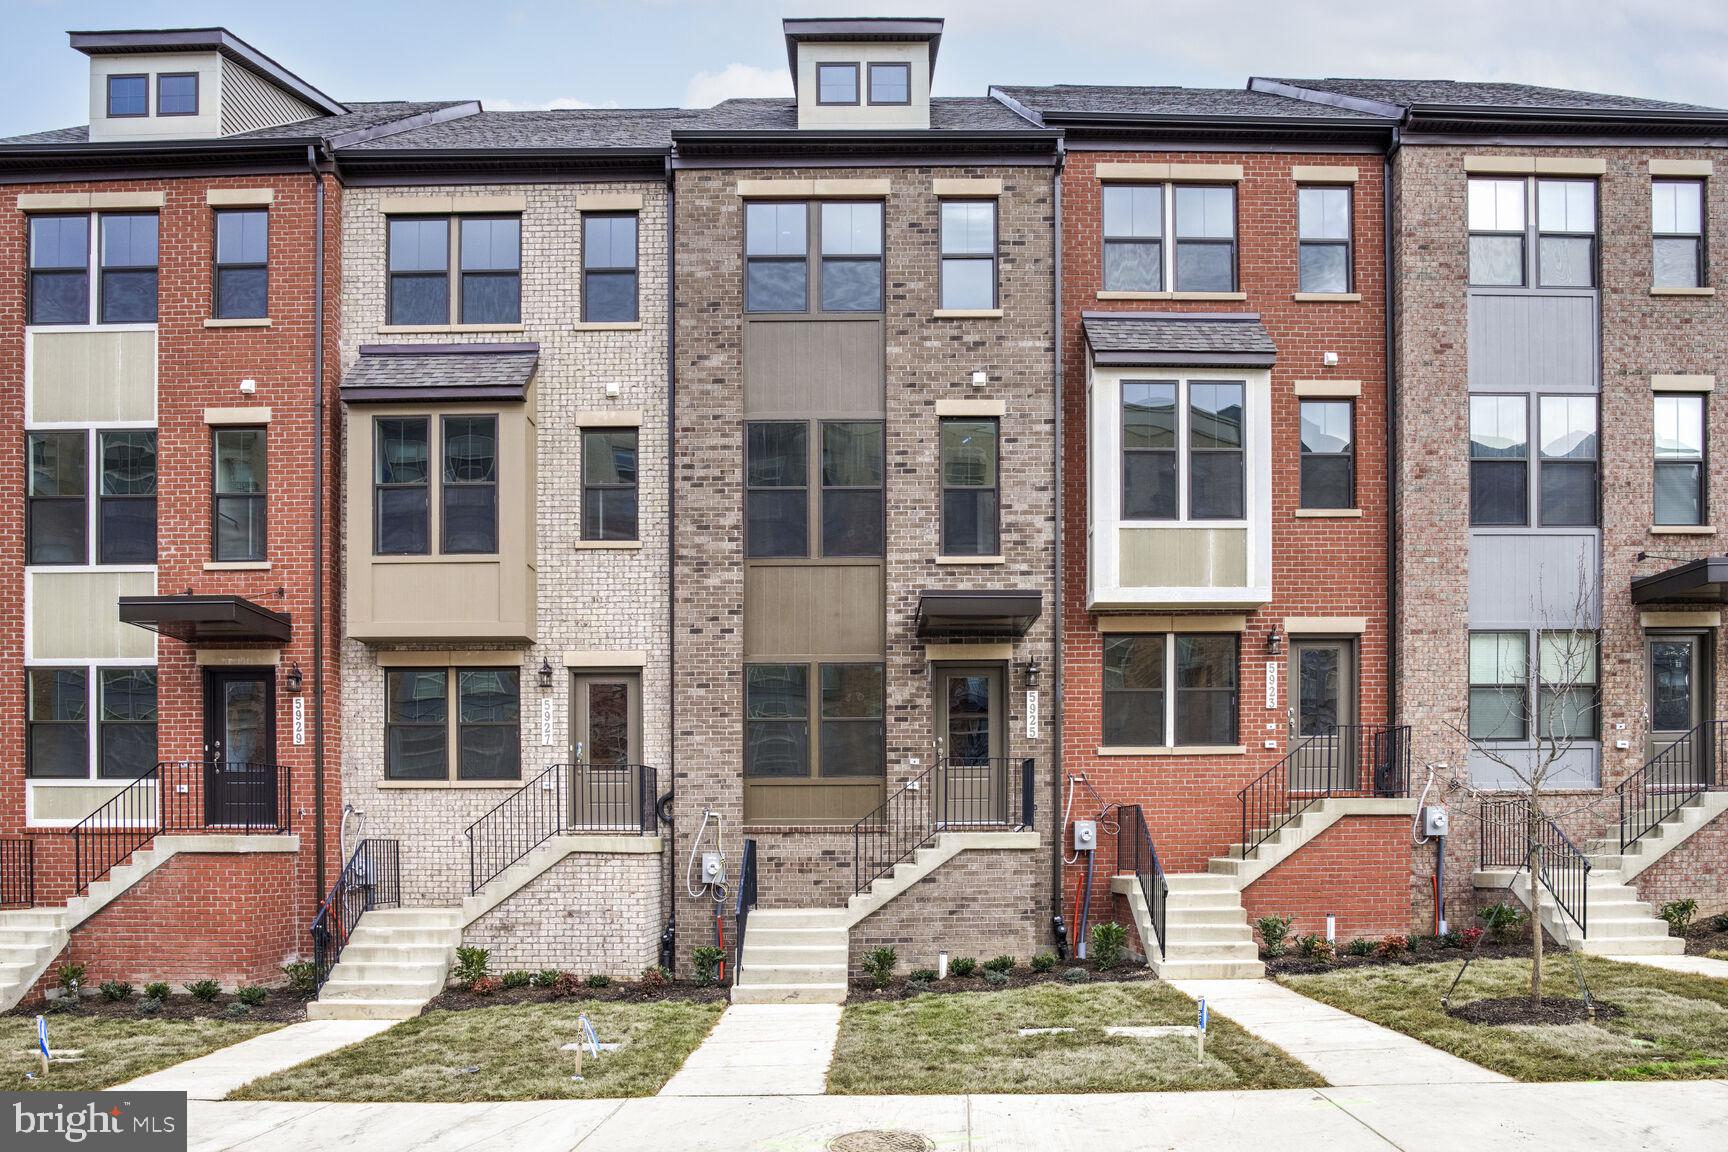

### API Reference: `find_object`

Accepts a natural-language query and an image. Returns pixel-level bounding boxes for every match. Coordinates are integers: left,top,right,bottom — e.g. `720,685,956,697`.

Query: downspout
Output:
308,143,328,901
662,152,678,962
1049,140,1067,944
1382,134,1399,735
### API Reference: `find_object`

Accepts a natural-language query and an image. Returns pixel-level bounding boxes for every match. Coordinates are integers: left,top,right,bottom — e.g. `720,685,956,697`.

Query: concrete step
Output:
338,944,453,966
306,998,427,1021
1579,935,1687,957
1154,958,1266,980
319,978,446,1000
730,982,848,1005
355,908,462,928
740,944,848,966
0,944,56,964
736,963,847,986
346,927,457,947
0,961,39,983
748,909,847,929
740,926,848,949
1162,939,1259,961
1585,916,1674,939
1163,873,1237,894
0,910,68,930
1165,906,1249,927
324,962,449,984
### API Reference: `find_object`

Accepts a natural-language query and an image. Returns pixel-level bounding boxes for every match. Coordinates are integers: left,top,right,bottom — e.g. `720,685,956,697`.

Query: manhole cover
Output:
828,1132,935,1152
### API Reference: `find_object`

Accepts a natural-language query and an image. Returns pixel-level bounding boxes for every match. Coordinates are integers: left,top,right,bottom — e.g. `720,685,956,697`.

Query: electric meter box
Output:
1422,805,1449,838
1072,820,1097,852
701,851,726,885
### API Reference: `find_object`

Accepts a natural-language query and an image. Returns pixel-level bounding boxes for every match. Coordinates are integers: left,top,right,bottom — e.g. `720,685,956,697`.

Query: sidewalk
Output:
175,1080,1728,1151
1168,978,1509,1087
658,1004,841,1097
115,1019,395,1100
1606,952,1728,980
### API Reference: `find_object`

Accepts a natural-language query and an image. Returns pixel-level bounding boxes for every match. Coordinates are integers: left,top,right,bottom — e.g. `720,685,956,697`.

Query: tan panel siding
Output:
743,320,884,416
31,571,156,660
743,563,885,656
219,57,318,136
30,782,144,822
1118,527,1248,589
29,330,156,424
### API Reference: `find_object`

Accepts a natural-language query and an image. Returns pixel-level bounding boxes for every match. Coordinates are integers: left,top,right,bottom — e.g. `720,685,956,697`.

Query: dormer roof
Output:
69,27,346,117
781,17,943,92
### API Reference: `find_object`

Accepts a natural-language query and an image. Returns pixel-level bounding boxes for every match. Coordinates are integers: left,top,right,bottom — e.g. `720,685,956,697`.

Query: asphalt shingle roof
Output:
686,97,1044,133
1083,313,1277,366
0,101,470,148
1266,78,1726,115
341,344,539,403
995,85,1386,121
345,107,698,151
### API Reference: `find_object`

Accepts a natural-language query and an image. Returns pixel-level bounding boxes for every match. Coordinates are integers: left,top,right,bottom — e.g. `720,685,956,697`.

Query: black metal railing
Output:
852,757,1034,896
0,838,35,908
1115,805,1167,960
1479,798,1590,937
310,839,401,991
466,762,659,894
71,759,293,894
1618,720,1727,853
1239,725,1411,858
733,838,758,986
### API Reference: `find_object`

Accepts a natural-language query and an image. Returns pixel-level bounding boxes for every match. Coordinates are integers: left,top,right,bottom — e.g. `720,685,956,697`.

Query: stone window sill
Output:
203,561,272,571
1294,508,1363,518
573,321,644,331
935,554,1004,565
1292,292,1362,303
204,317,272,328
1651,524,1715,535
377,324,527,334
573,540,643,550
1096,744,1247,757
1650,286,1715,297
1096,291,1249,302
932,308,1003,319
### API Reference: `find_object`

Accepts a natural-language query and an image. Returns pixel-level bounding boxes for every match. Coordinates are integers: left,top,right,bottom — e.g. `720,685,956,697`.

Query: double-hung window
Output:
441,416,497,554
581,428,639,541
1652,180,1705,288
26,432,88,565
819,203,884,311
29,213,158,326
1468,396,1529,526
1654,393,1706,525
1298,186,1352,293
745,421,808,557
214,209,269,319
745,420,883,558
387,218,449,325
1468,632,1528,741
1187,383,1246,519
819,664,885,776
744,662,885,779
1468,630,1599,744
99,214,159,324
940,418,999,556
1102,186,1162,292
745,202,810,312
820,422,884,556
1537,396,1598,527
1468,178,1527,286
459,669,520,780
939,201,997,309
383,667,520,782
1122,379,1244,522
388,215,521,326
1469,177,1598,288
1122,383,1178,519
374,417,431,554
385,669,448,780
1298,400,1354,509
1537,631,1599,740
1173,186,1236,292
99,669,159,777
1102,633,1238,748
373,416,499,556
213,427,267,561
99,431,158,564
744,664,808,777
582,213,639,322
26,666,157,780
28,216,90,325
746,201,884,314
27,430,157,566
458,217,521,325
1536,180,1596,288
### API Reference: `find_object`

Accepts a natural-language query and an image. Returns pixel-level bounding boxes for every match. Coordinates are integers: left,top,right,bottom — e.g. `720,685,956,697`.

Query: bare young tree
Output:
1444,558,1599,1004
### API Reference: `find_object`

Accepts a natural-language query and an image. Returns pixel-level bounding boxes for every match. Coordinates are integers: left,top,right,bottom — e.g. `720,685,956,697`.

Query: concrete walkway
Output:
1169,978,1509,1087
656,1004,841,1097
1607,952,1728,980
115,1019,396,1099
173,1080,1728,1151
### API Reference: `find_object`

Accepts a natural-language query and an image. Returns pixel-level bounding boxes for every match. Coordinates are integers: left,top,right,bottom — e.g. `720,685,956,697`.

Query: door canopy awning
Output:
118,595,293,644
1631,557,1728,605
916,589,1042,639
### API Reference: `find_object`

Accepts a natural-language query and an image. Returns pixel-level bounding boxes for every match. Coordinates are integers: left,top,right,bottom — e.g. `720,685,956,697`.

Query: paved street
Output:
178,1080,1728,1151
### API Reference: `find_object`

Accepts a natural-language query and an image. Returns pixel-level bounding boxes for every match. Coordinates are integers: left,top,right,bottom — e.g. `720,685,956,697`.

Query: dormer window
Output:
157,73,199,117
868,63,910,105
817,63,859,106
106,74,147,118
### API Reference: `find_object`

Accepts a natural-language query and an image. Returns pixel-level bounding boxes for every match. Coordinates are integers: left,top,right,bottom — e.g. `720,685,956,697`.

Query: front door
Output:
571,673,641,829
1647,633,1707,777
202,668,277,827
933,664,1006,826
1289,639,1355,791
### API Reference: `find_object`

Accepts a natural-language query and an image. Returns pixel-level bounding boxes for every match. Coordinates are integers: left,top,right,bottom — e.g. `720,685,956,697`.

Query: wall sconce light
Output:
1266,626,1282,655
1024,657,1042,689
538,657,554,690
240,377,257,394
970,369,988,388
284,662,304,694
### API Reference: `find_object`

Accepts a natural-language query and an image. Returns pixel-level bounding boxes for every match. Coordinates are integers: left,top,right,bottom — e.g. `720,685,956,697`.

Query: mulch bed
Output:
10,989,312,1024
1445,996,1624,1026
1265,933,1537,977
427,980,730,1012
846,962,1154,1002
1682,918,1728,957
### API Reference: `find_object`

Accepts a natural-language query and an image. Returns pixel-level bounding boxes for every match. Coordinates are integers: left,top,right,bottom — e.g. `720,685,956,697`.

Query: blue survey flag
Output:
38,1015,49,1058
1197,997,1208,1032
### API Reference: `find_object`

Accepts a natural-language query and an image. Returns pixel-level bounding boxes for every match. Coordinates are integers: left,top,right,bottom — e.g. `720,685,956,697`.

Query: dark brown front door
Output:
571,673,641,829
202,668,276,826
933,663,1006,825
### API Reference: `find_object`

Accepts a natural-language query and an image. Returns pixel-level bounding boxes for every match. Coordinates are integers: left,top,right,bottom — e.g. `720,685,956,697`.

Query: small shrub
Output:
453,946,491,987
1377,934,1408,958
236,984,268,1007
468,975,502,997
99,980,133,1002
863,946,898,989
1253,914,1296,958
1710,949,1728,962
982,955,1016,974
550,971,584,998
638,965,670,989
1711,913,1728,933
1461,926,1485,950
1345,937,1376,957
1478,902,1526,941
280,962,316,996
57,961,87,995
1030,952,1057,973
949,956,978,978
501,971,532,989
1294,934,1323,958
225,1002,252,1020
1062,966,1090,984
586,974,612,989
1659,898,1699,937
135,997,161,1016
692,946,725,987
908,968,938,984
1089,921,1129,971
907,977,931,994
532,969,563,988
1303,937,1336,963
1439,929,1464,949
983,969,1009,986
44,996,79,1015
185,979,221,1002
143,981,171,1001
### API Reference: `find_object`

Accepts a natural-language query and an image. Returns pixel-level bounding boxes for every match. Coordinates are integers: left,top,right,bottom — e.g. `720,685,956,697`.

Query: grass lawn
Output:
1281,956,1728,1082
230,999,724,1102
828,980,1322,1094
3,1014,279,1092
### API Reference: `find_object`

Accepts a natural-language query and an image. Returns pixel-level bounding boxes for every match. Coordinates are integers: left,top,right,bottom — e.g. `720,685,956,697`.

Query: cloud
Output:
684,62,790,108
485,96,613,111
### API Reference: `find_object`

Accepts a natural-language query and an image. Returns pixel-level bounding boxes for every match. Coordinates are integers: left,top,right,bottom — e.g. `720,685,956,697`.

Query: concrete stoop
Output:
731,830,1039,1005
1114,796,1418,981
1585,791,1728,883
0,833,300,1014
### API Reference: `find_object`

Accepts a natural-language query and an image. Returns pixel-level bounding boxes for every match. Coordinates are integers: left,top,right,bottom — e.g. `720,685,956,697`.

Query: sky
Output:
3,0,1728,137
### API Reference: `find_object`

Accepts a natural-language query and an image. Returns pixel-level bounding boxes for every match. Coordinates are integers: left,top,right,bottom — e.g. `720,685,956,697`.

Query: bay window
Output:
1121,378,1244,521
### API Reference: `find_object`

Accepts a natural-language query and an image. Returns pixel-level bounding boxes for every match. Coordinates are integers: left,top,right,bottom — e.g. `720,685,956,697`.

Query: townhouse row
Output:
0,17,1722,1012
